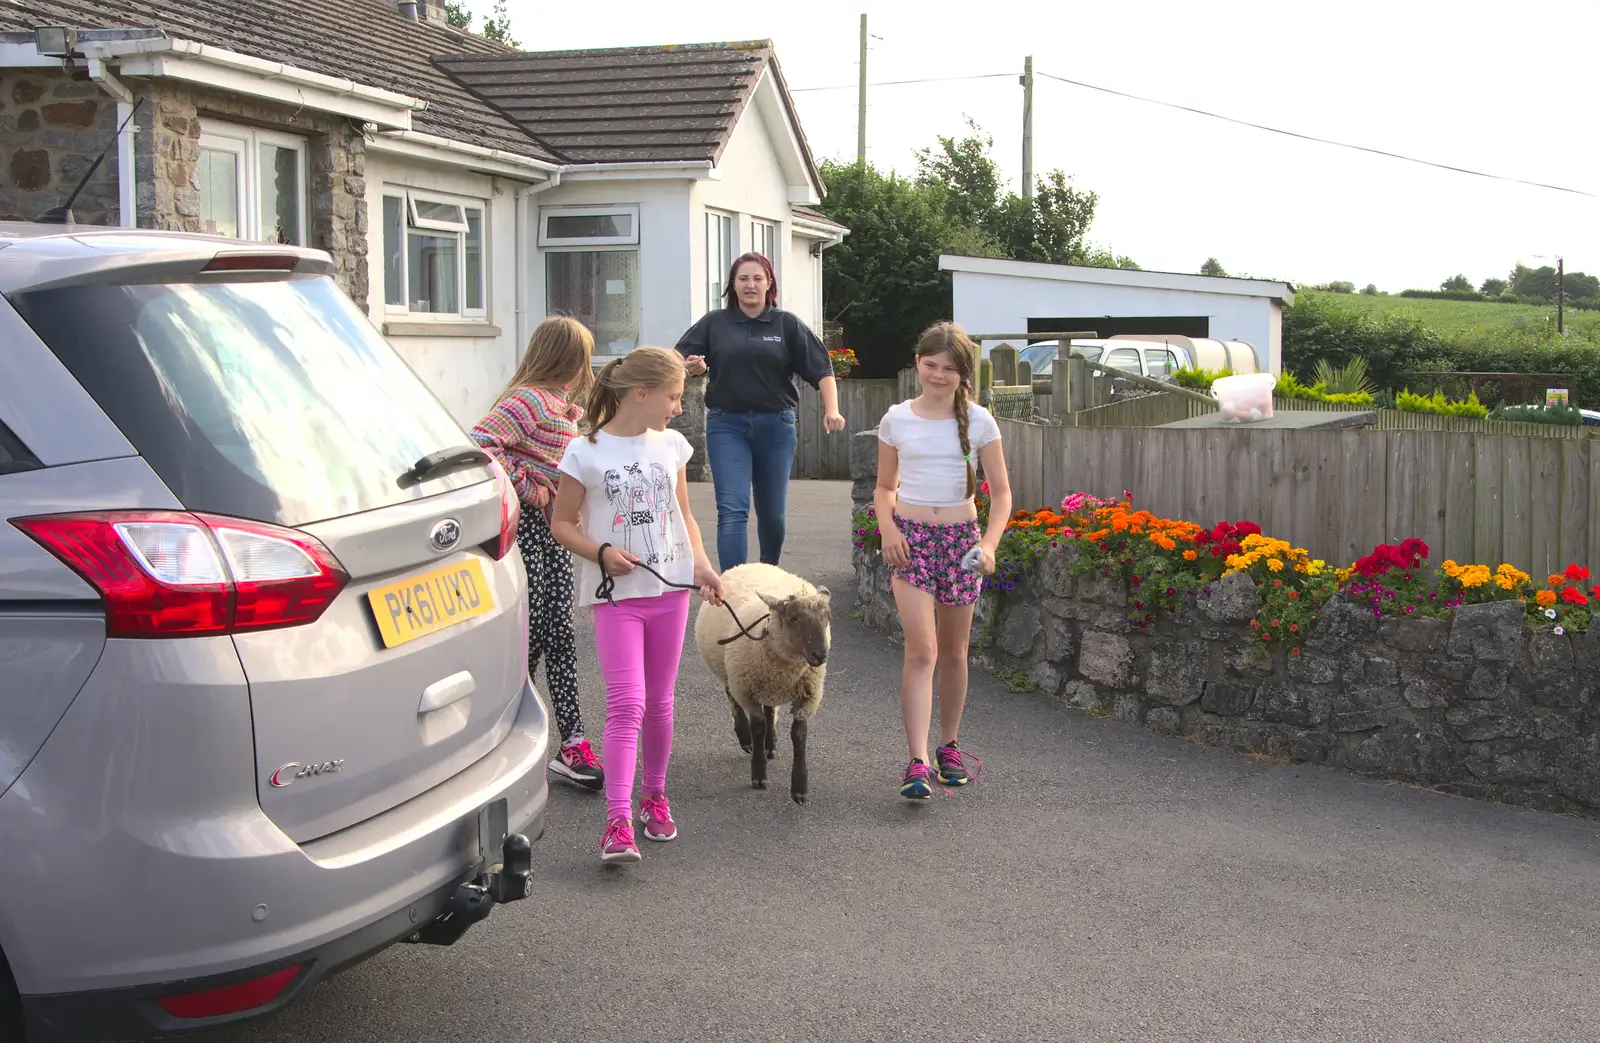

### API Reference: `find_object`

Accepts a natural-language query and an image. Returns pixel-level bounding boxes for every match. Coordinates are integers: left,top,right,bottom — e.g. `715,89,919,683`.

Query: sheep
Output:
694,562,831,804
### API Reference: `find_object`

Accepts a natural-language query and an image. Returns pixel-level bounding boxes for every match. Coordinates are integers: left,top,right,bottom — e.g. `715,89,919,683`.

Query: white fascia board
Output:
938,253,1292,301
749,69,822,202
88,38,423,129
0,42,65,67
370,130,559,180
559,161,716,182
792,216,847,242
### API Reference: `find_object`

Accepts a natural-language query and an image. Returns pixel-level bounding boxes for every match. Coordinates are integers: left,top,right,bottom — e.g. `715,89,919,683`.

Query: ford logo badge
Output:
429,519,462,552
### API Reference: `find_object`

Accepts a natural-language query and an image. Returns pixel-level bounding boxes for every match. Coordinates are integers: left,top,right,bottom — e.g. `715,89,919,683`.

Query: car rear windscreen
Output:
10,275,477,525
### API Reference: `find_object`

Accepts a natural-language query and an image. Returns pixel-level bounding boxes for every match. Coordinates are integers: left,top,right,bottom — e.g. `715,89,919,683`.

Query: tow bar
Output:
407,801,533,947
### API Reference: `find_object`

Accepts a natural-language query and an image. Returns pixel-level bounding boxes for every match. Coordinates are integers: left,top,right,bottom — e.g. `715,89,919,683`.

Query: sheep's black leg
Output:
764,705,777,760
790,716,809,804
729,690,752,754
748,709,768,790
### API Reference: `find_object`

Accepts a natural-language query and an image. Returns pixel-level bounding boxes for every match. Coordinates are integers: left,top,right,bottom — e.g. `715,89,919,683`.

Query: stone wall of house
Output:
849,428,1600,820
134,81,369,308
670,374,711,482
0,67,121,224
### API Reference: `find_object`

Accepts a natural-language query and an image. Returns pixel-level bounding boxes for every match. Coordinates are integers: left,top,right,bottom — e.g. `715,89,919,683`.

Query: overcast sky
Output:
505,0,1596,291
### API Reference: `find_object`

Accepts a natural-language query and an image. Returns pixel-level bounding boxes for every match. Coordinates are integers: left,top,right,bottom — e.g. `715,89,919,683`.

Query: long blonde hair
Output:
498,315,595,403
914,321,980,500
583,346,687,442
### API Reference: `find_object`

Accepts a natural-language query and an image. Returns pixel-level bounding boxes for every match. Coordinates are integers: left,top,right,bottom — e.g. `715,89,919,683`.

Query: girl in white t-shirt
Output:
874,322,1013,800
551,347,724,865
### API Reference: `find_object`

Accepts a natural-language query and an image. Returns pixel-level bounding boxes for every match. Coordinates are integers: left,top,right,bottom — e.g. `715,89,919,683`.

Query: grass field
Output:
1302,291,1600,342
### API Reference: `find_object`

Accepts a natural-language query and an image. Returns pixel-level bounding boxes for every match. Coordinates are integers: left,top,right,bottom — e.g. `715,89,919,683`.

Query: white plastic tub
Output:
1213,373,1277,423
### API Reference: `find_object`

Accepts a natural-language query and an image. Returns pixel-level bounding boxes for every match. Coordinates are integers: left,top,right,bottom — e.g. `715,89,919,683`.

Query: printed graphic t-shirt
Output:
558,428,696,607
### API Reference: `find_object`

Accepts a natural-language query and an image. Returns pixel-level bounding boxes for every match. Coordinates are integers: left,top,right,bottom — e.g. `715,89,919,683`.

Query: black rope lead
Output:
594,543,769,645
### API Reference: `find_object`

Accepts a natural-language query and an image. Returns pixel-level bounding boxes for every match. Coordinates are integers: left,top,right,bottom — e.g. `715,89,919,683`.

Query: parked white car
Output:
1017,335,1263,382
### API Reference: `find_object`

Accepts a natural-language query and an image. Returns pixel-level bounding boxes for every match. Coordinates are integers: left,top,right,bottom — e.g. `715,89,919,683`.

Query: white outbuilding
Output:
940,254,1294,375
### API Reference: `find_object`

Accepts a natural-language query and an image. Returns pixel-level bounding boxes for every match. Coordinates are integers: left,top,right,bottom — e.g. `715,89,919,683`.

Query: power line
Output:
1034,70,1597,199
791,72,1015,93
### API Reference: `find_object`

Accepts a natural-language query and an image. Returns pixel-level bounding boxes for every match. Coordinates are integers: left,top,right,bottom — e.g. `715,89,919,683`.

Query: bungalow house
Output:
0,0,848,463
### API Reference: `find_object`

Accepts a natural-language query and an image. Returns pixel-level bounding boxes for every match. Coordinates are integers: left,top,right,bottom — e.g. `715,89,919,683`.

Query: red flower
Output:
1291,647,1302,655
980,480,991,496
1561,586,1589,607
1565,563,1591,583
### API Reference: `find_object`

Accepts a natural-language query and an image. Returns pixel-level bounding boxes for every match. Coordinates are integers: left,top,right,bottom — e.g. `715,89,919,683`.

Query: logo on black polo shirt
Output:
762,335,783,343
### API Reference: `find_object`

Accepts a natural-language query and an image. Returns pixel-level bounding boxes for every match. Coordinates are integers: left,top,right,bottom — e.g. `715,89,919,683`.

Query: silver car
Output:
0,225,547,1041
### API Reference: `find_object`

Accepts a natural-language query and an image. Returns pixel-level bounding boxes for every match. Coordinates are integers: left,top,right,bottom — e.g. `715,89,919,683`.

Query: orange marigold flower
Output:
1548,574,1566,589
1183,549,1198,561
1535,589,1558,607
1289,623,1298,632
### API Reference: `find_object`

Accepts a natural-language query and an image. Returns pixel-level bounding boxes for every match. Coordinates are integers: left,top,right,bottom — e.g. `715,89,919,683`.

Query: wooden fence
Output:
792,379,899,479
997,418,1600,575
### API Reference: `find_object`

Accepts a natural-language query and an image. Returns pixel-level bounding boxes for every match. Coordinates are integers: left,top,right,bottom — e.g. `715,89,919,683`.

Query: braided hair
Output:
913,321,981,500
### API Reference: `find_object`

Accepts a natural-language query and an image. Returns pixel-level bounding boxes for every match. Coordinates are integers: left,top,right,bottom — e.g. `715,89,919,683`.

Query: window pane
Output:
547,251,637,356
546,213,632,240
197,148,239,239
413,198,464,226
464,209,483,311
258,143,301,245
12,277,474,526
408,232,459,314
1107,348,1141,371
382,196,405,307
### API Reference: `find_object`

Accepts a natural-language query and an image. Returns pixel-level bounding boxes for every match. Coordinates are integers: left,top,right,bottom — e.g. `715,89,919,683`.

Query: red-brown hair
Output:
722,252,778,309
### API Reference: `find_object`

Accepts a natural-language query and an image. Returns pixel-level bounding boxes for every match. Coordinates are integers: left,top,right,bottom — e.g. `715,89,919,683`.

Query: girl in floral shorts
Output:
873,322,1013,800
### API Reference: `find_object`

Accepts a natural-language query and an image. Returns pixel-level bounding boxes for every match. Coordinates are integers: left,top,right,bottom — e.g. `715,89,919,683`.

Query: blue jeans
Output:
704,407,798,569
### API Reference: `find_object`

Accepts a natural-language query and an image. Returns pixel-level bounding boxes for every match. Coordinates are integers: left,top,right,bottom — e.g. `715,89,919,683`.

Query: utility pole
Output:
856,14,867,167
1558,256,1565,334
1020,55,1034,197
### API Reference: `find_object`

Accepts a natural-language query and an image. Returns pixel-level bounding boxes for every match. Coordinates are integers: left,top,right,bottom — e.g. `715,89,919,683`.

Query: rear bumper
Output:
20,871,463,1043
0,655,549,1030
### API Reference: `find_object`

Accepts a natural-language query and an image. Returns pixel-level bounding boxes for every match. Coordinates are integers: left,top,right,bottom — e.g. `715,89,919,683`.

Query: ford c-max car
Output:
0,225,548,1042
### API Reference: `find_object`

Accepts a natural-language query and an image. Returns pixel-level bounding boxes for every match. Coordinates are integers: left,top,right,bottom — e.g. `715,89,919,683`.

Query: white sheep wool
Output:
558,428,696,607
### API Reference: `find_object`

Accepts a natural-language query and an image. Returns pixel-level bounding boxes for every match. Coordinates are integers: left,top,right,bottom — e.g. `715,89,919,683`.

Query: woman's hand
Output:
824,410,846,433
880,523,910,569
599,545,640,578
693,556,724,605
684,355,708,376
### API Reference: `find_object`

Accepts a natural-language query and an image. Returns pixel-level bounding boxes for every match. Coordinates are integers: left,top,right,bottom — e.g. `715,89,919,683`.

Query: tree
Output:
1199,257,1228,277
443,0,518,47
1361,284,1379,295
1441,274,1473,293
1480,277,1507,296
1510,264,1559,300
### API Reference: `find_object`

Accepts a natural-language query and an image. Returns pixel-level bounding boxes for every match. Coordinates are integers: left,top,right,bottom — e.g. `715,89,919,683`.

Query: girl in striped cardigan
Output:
472,316,604,791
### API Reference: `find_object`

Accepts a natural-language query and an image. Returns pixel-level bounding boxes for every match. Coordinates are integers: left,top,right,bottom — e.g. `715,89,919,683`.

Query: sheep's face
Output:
758,586,832,668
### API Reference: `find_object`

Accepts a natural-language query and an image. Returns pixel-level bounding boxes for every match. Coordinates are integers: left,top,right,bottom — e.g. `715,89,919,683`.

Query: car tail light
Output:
487,459,521,561
11,511,348,638
156,964,305,1019
202,252,300,273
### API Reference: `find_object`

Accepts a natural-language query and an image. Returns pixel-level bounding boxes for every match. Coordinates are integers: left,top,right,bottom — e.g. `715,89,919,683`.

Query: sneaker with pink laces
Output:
600,816,640,864
638,794,678,842
550,737,604,791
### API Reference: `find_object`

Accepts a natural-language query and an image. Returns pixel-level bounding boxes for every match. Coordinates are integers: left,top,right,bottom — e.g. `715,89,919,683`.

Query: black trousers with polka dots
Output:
516,509,584,745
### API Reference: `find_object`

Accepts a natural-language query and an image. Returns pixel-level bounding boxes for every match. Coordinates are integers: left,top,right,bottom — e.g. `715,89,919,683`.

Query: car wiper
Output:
398,445,491,488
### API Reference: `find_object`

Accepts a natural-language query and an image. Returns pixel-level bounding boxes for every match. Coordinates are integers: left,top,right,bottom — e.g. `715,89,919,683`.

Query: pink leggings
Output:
591,590,691,822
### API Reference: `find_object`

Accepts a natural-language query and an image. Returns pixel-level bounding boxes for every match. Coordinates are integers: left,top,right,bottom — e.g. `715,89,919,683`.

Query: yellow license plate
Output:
368,559,495,649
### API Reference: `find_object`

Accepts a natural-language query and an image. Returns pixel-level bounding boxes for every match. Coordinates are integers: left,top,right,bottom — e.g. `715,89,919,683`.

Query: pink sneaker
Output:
550,738,604,791
601,816,640,864
639,794,678,842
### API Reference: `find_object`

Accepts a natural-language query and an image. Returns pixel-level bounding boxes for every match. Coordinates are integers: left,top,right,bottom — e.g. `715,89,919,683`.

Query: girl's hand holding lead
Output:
693,557,724,605
600,545,639,578
975,542,998,576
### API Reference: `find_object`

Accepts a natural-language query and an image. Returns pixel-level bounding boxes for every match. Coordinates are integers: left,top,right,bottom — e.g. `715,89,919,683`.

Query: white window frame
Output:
750,217,780,288
538,205,640,248
196,121,308,245
706,209,735,312
382,186,488,320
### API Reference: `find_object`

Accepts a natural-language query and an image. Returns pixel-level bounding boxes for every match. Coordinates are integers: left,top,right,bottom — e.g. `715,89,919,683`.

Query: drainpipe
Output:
82,51,137,228
513,171,562,356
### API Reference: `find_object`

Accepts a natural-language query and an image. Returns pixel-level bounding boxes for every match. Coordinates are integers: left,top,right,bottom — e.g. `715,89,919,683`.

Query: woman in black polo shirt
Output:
676,251,844,570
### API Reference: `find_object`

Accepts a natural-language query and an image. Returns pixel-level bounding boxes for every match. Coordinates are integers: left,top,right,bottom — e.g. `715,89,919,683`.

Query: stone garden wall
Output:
855,549,1600,817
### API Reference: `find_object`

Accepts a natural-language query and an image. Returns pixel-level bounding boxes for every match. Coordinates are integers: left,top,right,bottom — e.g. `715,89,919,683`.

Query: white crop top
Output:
877,400,1002,507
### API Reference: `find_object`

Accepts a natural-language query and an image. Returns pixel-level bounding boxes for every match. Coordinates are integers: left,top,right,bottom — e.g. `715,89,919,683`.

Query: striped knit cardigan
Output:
470,386,583,512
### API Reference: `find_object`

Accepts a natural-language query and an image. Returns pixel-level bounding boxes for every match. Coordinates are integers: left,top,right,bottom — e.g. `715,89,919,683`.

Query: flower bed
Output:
851,485,1600,819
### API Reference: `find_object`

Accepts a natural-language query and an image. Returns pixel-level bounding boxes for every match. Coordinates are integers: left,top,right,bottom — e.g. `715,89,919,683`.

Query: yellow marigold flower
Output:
1266,558,1285,572
1442,559,1457,570
1334,567,1352,583
1535,589,1558,607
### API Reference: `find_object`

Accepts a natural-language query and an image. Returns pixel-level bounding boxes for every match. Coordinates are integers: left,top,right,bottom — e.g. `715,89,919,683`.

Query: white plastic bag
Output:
1213,373,1277,423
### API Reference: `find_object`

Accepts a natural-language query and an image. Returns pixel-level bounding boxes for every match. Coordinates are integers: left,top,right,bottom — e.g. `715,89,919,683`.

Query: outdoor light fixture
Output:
33,26,77,57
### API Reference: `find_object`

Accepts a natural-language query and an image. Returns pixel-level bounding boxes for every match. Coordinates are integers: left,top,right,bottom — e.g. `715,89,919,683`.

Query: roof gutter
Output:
791,214,847,243
558,160,716,182
83,38,424,130
369,129,560,179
